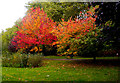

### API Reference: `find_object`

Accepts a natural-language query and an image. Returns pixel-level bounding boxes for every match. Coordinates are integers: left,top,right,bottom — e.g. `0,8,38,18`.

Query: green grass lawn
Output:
44,55,119,59
2,59,119,81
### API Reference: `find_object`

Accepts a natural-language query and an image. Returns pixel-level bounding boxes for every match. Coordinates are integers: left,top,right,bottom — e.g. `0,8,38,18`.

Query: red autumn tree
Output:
12,7,57,53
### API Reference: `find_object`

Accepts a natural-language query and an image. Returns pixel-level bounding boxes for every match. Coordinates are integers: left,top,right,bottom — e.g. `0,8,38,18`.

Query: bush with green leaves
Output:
2,52,43,68
1,19,22,57
27,54,42,67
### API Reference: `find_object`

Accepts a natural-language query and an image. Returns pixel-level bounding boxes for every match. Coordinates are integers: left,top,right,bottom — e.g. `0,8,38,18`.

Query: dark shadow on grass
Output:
67,59,120,67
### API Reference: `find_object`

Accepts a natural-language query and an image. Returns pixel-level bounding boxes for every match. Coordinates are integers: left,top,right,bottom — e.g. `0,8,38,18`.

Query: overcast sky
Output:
0,0,33,33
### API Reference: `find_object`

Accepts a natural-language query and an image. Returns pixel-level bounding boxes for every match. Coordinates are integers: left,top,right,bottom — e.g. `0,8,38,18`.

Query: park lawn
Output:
44,56,119,59
2,59,119,81
44,55,93,59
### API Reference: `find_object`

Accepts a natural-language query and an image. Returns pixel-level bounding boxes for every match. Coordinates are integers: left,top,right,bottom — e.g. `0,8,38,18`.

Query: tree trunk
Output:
93,56,96,63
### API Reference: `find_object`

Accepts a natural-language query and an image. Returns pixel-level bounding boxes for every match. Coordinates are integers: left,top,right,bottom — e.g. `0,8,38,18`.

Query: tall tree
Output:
52,6,101,60
0,21,19,56
26,2,88,22
12,7,57,53
90,2,120,52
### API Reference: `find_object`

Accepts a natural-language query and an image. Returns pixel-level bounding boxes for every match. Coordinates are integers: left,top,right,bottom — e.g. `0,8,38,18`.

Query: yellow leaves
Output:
28,31,32,34
39,47,42,51
57,45,60,47
63,52,67,55
52,42,56,46
67,56,70,58
67,49,70,52
50,30,55,34
61,46,64,49
30,46,42,52
61,18,64,22
59,41,62,44
73,52,77,55
55,41,59,44
34,47,38,52
95,5,99,9
30,49,33,52
69,52,72,55
30,46,38,52
18,49,23,52
13,55,16,59
30,7,34,10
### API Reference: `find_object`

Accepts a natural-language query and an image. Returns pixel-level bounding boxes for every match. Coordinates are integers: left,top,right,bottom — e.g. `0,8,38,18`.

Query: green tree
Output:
26,2,88,22
90,2,120,55
0,19,21,56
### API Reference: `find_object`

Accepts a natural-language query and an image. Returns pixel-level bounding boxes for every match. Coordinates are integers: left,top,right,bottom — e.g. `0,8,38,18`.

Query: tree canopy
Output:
90,2,120,52
26,2,88,21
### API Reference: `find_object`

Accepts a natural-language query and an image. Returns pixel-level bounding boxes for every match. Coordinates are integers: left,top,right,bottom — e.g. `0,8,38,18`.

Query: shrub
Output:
2,57,12,67
2,52,24,67
27,54,43,67
2,52,43,68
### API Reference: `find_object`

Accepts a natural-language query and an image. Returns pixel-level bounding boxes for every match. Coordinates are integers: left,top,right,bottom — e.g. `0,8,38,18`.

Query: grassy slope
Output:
2,59,119,81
